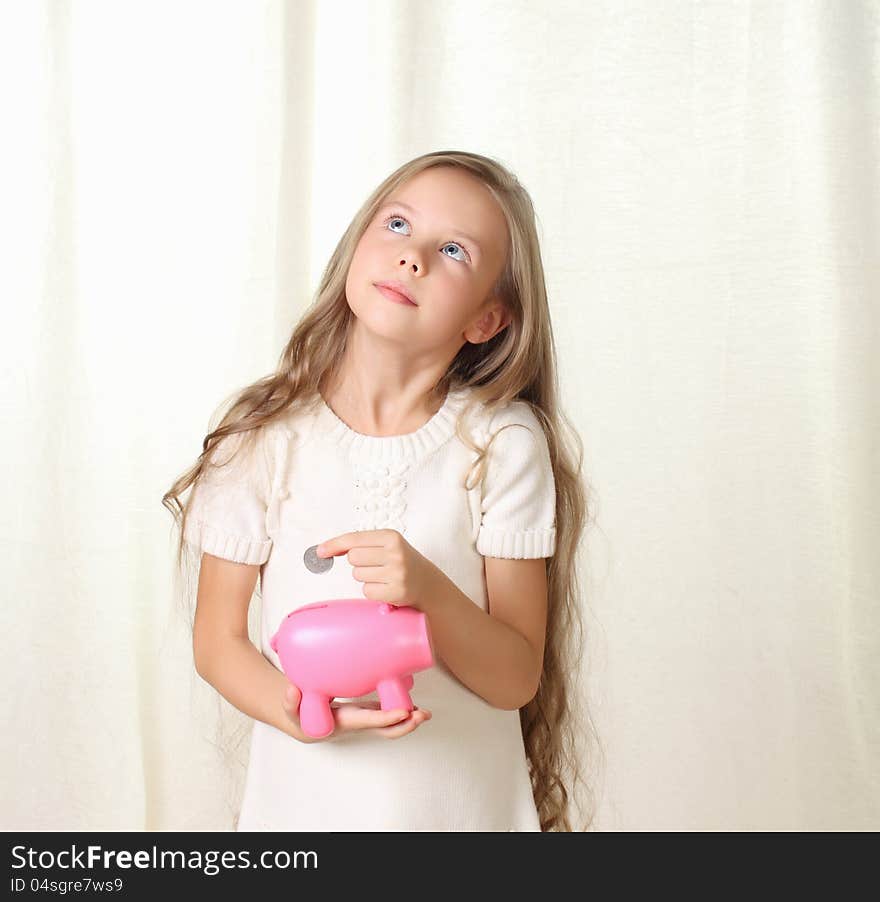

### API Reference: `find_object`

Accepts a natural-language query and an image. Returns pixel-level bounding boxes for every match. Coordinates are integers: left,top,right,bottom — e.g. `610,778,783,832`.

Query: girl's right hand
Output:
282,683,432,742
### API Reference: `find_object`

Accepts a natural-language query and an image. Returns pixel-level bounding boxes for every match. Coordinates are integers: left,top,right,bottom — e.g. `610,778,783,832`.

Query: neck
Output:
321,323,455,435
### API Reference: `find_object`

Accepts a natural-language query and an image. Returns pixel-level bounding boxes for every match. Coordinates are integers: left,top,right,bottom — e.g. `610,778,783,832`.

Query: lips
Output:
374,281,417,306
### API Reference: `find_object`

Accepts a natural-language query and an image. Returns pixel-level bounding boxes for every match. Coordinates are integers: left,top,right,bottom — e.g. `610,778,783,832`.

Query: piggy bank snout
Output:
389,608,433,671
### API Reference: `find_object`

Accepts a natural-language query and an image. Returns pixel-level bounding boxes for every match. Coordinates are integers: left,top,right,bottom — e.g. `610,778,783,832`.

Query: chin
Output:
348,301,411,339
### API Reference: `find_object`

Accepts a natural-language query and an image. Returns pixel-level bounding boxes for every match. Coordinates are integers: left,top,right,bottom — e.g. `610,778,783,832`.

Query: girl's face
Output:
345,167,510,350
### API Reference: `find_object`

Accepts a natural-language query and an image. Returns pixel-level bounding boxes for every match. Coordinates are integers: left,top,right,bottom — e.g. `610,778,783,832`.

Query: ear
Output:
463,299,511,345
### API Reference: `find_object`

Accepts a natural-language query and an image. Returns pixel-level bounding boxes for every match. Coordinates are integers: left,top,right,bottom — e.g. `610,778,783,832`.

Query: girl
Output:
163,150,598,831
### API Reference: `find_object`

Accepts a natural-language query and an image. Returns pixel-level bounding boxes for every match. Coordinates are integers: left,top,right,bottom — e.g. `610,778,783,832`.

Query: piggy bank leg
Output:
298,690,335,738
376,676,414,713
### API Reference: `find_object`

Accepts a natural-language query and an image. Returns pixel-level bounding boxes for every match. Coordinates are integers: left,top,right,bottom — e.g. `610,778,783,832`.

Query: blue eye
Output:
383,212,471,263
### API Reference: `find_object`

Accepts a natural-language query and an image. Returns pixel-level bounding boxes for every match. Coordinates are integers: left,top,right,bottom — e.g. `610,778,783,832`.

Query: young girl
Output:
164,150,597,832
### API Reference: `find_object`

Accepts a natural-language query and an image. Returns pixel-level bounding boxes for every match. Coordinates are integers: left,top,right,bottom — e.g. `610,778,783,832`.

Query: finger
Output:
351,565,390,586
315,535,351,558
376,709,431,731
347,548,387,567
367,706,431,723
335,705,410,732
370,707,431,721
282,684,301,713
374,710,432,739
317,531,388,559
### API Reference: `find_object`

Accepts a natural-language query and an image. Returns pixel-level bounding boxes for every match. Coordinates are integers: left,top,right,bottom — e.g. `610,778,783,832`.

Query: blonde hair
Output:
163,149,603,831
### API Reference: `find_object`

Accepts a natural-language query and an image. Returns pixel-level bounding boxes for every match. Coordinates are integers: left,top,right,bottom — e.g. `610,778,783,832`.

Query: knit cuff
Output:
476,526,556,559
184,518,273,565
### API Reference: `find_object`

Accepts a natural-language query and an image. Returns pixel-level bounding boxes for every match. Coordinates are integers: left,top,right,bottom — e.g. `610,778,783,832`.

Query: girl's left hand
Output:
315,529,442,612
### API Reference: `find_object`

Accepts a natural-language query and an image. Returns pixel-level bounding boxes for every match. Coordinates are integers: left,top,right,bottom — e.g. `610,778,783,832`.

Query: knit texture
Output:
183,385,556,831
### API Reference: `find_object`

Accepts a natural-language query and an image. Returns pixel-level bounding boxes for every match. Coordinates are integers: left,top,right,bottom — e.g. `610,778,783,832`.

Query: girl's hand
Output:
282,683,432,742
315,529,442,613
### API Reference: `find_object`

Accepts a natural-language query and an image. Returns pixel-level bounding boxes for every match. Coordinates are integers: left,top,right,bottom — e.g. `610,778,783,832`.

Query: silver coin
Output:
303,544,333,573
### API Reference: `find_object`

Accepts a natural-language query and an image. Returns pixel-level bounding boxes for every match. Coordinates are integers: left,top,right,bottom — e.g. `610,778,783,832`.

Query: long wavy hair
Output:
163,150,603,831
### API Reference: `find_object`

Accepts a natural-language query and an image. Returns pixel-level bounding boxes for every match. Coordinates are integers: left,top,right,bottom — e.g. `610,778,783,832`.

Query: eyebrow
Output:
378,200,483,253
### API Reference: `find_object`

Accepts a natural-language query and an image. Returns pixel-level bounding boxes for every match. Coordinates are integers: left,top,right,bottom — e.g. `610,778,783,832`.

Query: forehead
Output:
377,169,507,260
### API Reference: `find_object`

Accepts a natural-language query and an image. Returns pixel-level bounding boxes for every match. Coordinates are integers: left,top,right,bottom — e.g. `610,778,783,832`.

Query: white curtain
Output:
1,0,877,831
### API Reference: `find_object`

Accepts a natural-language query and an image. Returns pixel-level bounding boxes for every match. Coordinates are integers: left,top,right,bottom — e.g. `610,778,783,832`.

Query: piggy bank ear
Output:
379,603,394,614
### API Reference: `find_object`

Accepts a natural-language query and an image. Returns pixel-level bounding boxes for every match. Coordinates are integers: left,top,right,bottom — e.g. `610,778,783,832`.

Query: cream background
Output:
0,0,877,830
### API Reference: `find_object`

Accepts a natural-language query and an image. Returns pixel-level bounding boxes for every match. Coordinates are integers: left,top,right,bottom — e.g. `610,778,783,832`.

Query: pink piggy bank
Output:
269,599,434,739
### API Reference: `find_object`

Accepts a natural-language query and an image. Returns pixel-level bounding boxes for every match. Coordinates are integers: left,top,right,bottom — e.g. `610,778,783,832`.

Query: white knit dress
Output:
184,385,557,831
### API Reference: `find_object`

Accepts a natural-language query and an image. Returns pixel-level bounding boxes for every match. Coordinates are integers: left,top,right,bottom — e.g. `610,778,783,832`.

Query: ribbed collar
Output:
313,386,471,463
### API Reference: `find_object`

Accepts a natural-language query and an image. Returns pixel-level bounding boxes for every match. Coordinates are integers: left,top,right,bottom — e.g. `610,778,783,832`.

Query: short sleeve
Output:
476,402,557,559
183,426,274,565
